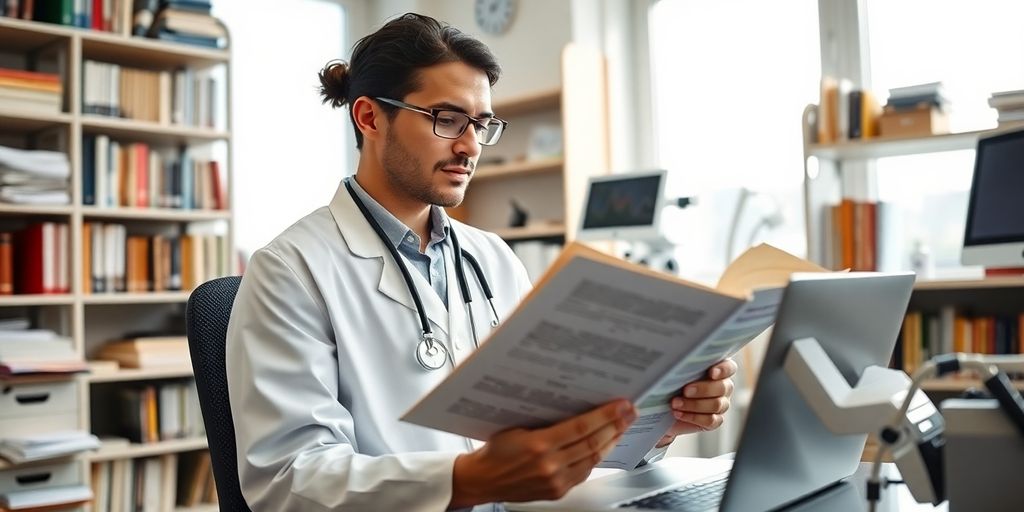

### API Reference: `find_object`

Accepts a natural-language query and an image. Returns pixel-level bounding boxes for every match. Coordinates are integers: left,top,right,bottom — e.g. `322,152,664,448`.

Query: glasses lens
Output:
434,111,469,139
479,120,504,145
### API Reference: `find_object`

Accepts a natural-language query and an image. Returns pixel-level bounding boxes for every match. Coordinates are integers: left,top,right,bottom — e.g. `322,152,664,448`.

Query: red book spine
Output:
15,224,45,294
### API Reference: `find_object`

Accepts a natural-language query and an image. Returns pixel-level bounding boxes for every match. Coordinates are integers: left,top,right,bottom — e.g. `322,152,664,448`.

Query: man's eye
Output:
436,117,456,126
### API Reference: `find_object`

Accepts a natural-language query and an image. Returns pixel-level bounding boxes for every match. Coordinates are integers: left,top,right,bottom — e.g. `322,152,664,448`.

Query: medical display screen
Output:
964,130,1024,245
582,175,661,230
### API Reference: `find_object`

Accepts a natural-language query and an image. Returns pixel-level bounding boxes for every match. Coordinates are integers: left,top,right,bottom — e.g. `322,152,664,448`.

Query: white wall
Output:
364,0,571,100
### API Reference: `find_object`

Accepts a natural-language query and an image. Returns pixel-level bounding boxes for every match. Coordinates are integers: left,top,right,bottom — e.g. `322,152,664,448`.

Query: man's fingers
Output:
680,378,734,400
708,359,738,380
540,400,634,448
672,396,730,415
672,412,725,431
558,419,626,467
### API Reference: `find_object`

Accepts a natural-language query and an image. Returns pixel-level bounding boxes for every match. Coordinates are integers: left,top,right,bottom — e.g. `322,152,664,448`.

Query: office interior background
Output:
2,0,1023,510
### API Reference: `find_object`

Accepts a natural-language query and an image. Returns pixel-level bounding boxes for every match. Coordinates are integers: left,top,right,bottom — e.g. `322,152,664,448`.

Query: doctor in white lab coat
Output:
226,13,736,512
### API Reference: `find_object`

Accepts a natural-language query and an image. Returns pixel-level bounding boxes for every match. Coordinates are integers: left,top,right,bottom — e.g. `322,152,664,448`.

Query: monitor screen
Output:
964,130,1024,246
581,175,662,230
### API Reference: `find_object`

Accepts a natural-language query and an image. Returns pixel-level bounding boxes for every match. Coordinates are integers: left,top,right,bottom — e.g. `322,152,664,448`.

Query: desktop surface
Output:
506,460,946,511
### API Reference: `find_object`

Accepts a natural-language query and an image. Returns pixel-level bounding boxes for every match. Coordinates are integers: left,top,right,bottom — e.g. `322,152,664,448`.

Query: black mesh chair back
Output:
186,276,251,512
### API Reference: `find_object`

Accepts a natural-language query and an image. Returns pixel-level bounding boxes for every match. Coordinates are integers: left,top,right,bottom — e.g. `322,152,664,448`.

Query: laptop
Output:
509,271,915,512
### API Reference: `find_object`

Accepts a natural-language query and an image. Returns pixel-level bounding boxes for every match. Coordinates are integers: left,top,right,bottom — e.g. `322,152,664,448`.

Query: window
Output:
213,0,350,258
648,0,821,284
867,0,1024,273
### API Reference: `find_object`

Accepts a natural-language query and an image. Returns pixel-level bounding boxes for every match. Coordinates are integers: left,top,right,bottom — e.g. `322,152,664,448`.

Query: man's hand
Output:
656,359,738,448
449,400,637,508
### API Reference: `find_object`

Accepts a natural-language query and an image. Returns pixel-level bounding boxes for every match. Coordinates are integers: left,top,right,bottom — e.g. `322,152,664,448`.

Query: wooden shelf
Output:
87,366,193,383
493,224,566,241
0,204,73,216
0,17,228,68
81,116,229,145
808,122,1024,160
174,505,219,512
82,291,192,305
0,110,73,132
474,157,562,181
80,29,229,68
89,437,208,462
913,277,1024,291
0,16,69,52
81,206,231,222
493,87,560,117
921,378,1024,393
0,294,74,306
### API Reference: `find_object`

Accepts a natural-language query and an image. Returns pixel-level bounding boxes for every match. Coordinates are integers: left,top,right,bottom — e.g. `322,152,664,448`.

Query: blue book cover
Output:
180,149,192,210
82,135,95,205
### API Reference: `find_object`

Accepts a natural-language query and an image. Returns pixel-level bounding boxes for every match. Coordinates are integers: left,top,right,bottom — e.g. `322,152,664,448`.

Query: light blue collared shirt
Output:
346,177,449,307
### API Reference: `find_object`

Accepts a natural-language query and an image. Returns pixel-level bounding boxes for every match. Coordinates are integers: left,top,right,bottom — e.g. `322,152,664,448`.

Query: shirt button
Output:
406,235,415,243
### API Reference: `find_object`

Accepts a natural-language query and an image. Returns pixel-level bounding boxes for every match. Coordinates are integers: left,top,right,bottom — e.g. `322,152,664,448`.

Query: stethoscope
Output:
345,181,500,371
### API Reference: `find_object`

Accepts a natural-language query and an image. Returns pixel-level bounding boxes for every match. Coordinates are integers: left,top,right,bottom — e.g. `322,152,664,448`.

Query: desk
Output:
505,462,945,511
785,463,945,511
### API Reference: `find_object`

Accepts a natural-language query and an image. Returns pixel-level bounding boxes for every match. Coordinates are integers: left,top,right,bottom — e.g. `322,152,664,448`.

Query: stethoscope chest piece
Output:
416,333,450,371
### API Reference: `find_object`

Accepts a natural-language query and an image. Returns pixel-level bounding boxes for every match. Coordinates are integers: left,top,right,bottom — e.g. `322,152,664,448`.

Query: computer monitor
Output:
961,128,1024,268
576,170,667,242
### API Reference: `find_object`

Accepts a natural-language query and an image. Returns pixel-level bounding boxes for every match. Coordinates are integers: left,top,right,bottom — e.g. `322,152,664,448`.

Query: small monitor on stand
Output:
961,128,1024,272
576,170,667,242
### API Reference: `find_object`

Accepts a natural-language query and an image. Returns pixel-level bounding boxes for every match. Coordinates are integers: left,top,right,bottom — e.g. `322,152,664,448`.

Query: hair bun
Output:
318,60,351,109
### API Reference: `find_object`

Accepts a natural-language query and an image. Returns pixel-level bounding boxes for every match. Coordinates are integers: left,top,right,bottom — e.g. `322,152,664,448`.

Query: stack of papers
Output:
0,484,92,511
0,322,86,378
0,431,100,464
0,145,70,205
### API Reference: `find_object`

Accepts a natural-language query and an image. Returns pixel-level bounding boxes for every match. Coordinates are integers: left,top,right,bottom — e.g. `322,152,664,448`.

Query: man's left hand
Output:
656,359,738,447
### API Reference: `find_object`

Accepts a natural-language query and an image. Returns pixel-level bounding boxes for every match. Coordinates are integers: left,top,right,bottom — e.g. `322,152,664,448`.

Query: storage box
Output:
879,106,950,138
0,381,78,420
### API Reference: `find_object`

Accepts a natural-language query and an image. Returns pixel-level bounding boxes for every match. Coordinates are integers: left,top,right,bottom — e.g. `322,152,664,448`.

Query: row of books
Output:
815,79,956,143
90,451,218,512
816,76,882,143
0,222,71,295
82,223,229,293
0,144,71,206
83,60,220,128
2,0,134,34
897,309,1024,375
821,199,902,272
1,0,222,49
108,381,204,443
83,136,226,210
0,67,62,115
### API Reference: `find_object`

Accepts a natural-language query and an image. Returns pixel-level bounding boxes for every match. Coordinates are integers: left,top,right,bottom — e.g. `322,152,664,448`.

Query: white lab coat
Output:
226,181,533,511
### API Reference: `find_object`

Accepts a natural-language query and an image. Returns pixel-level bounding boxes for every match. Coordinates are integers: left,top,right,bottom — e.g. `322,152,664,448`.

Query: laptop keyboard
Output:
619,473,729,511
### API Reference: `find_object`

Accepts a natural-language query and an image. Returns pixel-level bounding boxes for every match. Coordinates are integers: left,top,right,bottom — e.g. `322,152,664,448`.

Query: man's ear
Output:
352,96,384,143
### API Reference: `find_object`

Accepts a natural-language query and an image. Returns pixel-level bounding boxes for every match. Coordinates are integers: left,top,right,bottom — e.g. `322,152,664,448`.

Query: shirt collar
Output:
345,176,449,250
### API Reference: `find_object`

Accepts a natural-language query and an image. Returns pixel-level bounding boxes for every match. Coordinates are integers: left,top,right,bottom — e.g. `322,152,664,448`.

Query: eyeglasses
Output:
375,97,507,146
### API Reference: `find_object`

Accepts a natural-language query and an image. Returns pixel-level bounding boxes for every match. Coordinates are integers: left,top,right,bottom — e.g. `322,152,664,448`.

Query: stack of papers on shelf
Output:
0,325,86,379
988,89,1024,125
0,68,62,115
0,431,100,464
97,336,191,369
0,145,70,206
0,484,92,511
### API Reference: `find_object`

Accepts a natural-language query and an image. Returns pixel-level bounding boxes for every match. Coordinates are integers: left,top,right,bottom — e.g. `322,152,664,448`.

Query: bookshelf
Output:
1,10,230,511
802,107,1024,394
450,43,610,245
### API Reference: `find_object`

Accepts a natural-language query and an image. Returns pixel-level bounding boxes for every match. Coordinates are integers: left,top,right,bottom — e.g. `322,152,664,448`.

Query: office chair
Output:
186,276,252,512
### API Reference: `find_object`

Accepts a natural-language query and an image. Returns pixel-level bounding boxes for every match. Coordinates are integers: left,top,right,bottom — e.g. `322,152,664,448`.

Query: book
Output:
0,430,100,463
401,242,827,470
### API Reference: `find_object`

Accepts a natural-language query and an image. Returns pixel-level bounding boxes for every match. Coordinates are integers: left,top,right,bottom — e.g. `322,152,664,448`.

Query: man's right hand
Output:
448,400,637,508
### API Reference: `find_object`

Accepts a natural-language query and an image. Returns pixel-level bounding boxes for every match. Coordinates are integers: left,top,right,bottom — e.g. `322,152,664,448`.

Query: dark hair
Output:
318,13,502,150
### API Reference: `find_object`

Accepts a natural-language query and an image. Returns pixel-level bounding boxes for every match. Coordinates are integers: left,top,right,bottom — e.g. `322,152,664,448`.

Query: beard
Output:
381,129,471,208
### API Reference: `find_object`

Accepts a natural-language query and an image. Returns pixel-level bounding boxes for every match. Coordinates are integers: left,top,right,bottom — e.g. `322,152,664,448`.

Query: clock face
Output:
475,0,516,35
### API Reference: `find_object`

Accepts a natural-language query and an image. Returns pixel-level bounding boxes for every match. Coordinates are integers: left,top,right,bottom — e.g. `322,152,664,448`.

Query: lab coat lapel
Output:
327,181,449,336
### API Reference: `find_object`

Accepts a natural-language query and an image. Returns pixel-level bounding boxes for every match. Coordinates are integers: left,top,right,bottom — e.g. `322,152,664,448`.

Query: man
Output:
226,13,736,511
